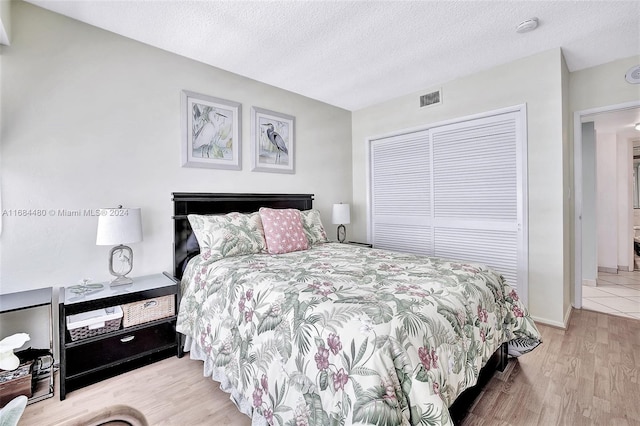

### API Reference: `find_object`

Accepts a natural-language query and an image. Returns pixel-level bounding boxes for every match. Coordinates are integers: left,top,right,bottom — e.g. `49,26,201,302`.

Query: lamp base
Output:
337,224,346,243
108,244,134,287
109,275,133,287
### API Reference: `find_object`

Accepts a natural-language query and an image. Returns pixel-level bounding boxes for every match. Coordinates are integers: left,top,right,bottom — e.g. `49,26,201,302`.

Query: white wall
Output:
570,56,640,112
593,132,634,273
596,132,618,271
581,122,597,283
352,48,567,326
616,136,633,271
0,2,352,298
561,55,571,321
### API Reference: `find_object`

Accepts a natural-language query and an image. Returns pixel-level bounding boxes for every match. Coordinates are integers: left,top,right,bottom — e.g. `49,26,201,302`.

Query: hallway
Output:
582,270,640,319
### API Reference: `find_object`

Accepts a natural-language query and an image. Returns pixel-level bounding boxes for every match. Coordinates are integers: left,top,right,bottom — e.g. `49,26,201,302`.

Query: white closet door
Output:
370,109,527,301
430,112,524,290
370,130,433,255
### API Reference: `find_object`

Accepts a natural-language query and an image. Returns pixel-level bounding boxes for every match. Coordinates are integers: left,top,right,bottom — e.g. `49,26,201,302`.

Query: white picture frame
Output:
251,106,295,174
181,90,242,170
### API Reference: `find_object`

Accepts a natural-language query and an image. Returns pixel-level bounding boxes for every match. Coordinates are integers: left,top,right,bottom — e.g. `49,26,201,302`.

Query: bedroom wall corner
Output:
570,55,640,112
561,52,573,324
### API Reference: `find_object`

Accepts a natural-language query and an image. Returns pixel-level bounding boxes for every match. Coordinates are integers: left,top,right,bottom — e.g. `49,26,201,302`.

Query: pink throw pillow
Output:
259,208,309,254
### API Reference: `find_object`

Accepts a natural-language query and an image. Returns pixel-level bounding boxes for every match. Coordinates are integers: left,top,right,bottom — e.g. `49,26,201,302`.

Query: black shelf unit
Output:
58,273,179,400
345,241,373,248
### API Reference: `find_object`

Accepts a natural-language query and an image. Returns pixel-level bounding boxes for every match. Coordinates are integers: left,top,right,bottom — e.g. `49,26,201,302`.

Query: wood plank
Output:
19,309,640,426
21,356,251,426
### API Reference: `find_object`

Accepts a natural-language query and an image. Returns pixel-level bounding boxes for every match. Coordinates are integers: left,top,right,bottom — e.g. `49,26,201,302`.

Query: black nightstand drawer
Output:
345,241,373,248
66,321,175,377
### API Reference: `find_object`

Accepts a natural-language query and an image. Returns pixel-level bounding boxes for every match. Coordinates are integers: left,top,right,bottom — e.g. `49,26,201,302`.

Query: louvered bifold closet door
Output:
370,130,433,255
430,112,522,289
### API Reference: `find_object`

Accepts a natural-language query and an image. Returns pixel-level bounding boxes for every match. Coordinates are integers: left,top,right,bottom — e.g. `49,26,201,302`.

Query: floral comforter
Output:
177,243,541,426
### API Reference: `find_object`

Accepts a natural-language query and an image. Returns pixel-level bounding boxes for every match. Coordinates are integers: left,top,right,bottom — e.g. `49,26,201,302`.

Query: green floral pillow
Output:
300,209,329,245
187,212,266,259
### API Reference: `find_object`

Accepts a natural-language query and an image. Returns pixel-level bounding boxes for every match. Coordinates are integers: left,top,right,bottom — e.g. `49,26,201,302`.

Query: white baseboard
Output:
564,307,572,328
530,314,567,330
598,266,618,274
582,279,596,287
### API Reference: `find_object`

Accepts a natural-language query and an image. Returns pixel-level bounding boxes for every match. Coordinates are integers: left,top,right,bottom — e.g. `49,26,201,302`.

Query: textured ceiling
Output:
24,1,640,111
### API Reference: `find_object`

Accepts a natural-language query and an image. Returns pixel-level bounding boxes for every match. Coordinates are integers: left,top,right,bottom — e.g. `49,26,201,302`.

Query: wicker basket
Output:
122,295,175,327
67,306,123,341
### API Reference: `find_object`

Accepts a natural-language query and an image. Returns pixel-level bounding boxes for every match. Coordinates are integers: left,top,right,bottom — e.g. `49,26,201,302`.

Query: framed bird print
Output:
251,106,295,174
181,90,242,170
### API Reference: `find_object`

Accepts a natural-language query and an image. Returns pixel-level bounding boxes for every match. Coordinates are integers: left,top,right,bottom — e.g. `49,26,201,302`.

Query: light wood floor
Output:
462,309,639,426
21,309,640,426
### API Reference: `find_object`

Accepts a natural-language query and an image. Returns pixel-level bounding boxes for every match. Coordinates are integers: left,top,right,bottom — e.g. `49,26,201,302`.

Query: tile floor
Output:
582,270,640,319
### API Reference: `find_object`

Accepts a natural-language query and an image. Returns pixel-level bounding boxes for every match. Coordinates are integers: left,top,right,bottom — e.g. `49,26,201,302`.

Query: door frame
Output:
573,100,640,308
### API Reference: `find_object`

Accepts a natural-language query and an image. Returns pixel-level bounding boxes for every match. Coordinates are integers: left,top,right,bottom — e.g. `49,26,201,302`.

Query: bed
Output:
172,192,541,425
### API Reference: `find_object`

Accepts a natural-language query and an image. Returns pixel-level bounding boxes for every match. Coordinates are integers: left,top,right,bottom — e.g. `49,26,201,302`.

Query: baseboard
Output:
618,265,631,272
563,306,573,328
582,279,597,287
531,307,574,330
530,315,567,330
597,266,618,274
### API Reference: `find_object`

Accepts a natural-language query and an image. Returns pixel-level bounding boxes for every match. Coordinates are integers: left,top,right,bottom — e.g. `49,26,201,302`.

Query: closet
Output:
370,108,528,302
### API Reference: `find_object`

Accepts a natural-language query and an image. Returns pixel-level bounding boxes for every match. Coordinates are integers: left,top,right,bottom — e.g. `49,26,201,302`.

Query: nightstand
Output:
344,241,373,248
58,273,179,400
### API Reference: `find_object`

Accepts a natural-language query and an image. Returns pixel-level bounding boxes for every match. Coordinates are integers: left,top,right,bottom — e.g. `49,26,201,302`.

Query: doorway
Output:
574,101,640,319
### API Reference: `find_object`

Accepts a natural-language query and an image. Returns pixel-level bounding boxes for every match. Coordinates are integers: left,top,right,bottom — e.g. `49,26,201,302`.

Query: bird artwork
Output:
192,106,232,159
261,122,288,164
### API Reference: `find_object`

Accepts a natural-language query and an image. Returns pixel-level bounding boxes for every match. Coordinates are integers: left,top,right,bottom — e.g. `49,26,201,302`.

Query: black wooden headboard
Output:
172,192,314,279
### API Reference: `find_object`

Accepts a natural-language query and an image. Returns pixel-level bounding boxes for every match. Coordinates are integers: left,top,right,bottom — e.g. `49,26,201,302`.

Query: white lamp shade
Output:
96,208,143,245
332,203,351,225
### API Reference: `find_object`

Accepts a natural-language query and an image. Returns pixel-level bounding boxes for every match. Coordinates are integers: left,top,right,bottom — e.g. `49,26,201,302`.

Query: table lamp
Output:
332,203,350,243
96,206,143,286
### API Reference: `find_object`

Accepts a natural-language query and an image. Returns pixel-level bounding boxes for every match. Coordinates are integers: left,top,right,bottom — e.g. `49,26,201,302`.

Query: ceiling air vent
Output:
420,89,442,108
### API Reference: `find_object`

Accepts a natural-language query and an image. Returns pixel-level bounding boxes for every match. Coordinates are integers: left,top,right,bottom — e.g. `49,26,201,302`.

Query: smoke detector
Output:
516,18,539,33
625,65,640,84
